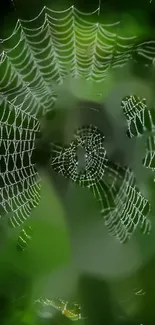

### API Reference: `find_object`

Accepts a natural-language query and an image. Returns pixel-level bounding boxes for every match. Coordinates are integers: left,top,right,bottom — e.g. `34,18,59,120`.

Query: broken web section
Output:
104,165,151,243
35,297,84,321
121,95,155,173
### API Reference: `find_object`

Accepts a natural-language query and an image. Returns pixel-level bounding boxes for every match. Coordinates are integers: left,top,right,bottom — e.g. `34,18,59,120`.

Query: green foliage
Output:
1,1,155,325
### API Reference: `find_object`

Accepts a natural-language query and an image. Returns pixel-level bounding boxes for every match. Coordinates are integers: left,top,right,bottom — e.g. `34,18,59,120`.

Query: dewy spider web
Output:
50,123,151,243
0,96,41,227
0,4,154,242
35,297,84,321
121,95,155,171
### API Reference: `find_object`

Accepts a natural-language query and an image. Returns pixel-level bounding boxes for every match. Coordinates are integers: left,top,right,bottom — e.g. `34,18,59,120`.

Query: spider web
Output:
121,95,155,172
35,297,83,321
17,225,33,250
104,165,151,242
0,4,154,240
50,124,151,243
121,95,155,137
0,96,41,227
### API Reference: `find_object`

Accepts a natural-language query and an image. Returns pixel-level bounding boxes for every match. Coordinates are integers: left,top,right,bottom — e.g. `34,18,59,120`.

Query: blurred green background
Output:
1,0,155,325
